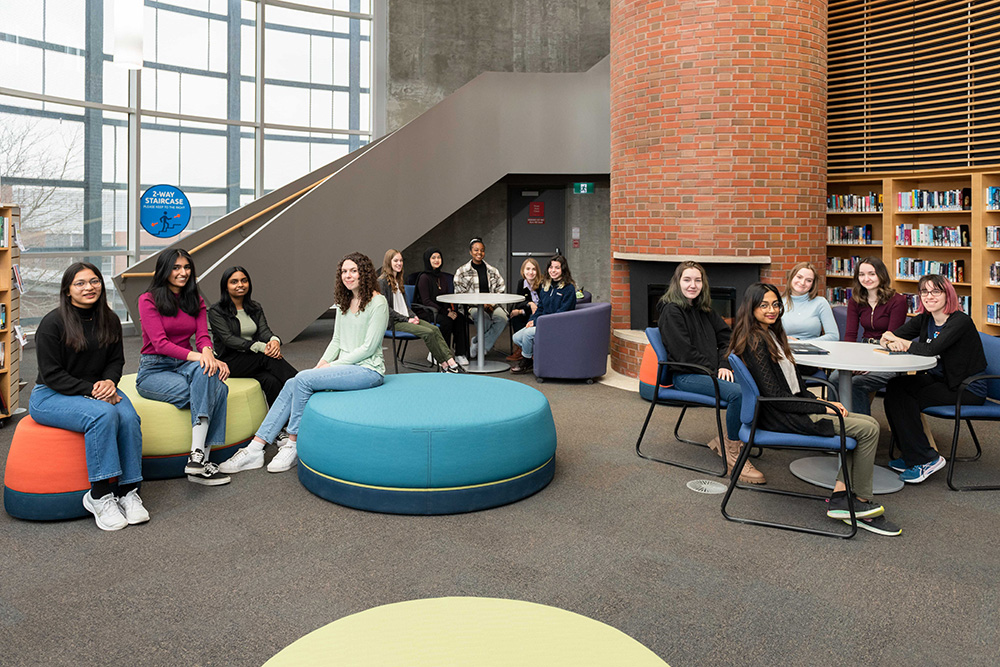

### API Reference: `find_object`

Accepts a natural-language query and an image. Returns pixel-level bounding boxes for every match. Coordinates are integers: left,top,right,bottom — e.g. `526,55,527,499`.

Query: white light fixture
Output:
114,0,144,69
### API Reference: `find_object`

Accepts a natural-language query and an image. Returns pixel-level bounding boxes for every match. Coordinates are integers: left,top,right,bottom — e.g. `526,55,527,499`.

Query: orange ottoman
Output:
3,416,91,521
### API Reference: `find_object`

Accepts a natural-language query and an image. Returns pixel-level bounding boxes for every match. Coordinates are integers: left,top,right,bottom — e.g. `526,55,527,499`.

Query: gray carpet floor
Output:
2,321,999,666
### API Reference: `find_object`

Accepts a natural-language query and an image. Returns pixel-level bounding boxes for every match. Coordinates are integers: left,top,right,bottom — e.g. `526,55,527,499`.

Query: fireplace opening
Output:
647,285,738,328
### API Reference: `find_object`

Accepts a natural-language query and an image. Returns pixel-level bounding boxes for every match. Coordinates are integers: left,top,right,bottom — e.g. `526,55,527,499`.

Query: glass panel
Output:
263,129,350,192
18,254,131,327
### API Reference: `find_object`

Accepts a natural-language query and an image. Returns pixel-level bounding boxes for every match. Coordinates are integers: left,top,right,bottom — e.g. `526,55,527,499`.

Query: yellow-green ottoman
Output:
118,374,268,479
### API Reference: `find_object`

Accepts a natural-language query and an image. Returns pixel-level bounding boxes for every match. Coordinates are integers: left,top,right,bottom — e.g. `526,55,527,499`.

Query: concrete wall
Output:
388,1,611,301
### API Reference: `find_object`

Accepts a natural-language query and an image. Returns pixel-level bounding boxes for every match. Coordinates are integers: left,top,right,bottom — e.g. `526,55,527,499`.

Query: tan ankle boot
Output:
706,437,723,457
724,437,766,484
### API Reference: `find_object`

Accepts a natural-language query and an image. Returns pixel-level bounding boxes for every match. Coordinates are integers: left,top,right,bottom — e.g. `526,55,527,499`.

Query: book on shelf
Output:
987,186,1000,211
988,303,1000,324
897,188,971,212
0,303,6,330
827,192,883,213
991,262,1000,285
902,293,970,316
895,224,969,246
828,225,874,244
826,286,853,305
0,214,7,248
896,258,964,283
13,324,26,347
826,255,862,276
11,264,24,293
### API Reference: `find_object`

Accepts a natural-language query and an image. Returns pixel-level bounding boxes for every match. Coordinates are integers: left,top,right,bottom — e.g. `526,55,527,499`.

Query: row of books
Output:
825,255,861,277
986,303,1000,324
827,192,882,213
902,293,971,316
0,215,7,249
897,188,971,212
986,226,1000,248
0,303,6,330
895,224,970,247
990,262,1000,286
986,187,1000,211
896,258,965,283
828,225,876,245
826,287,853,306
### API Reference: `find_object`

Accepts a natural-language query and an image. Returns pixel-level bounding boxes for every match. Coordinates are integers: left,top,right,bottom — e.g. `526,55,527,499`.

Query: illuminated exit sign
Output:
573,182,594,194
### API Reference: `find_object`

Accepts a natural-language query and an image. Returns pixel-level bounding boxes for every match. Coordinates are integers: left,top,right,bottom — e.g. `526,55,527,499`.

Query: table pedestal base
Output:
789,456,905,495
464,360,513,374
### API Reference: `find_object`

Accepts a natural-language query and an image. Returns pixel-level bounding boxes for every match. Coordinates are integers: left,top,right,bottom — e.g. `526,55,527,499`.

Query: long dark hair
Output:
660,261,712,312
334,252,379,313
543,254,576,289
145,248,201,317
379,249,404,294
851,256,896,307
215,265,260,317
729,282,794,363
59,262,121,352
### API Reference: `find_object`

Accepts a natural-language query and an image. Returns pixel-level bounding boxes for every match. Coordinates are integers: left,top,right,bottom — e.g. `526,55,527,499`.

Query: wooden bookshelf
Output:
826,171,1000,331
0,204,20,422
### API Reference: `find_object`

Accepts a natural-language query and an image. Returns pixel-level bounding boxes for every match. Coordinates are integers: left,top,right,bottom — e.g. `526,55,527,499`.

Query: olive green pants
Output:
394,319,453,365
808,412,880,499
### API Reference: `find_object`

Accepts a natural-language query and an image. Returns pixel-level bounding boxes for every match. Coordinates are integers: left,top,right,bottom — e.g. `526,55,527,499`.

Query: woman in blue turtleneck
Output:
782,261,839,341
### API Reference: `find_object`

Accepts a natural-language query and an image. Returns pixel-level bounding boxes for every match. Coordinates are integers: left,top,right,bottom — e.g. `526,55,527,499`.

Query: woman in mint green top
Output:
782,261,839,341
222,252,389,475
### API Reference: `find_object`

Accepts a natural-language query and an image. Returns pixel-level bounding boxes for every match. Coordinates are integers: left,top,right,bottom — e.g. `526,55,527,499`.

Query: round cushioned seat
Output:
297,374,557,515
118,374,268,479
4,416,90,521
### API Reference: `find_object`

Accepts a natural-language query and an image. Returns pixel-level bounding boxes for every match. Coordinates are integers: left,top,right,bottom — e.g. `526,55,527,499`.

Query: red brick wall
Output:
610,0,828,329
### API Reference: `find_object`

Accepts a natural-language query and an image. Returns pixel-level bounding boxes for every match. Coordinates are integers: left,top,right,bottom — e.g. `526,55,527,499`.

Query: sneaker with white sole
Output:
887,458,907,472
83,491,128,531
184,449,208,475
219,446,264,474
117,489,150,525
456,355,469,366
267,443,298,473
843,514,902,536
187,461,232,486
899,456,946,484
826,494,884,520
427,352,434,363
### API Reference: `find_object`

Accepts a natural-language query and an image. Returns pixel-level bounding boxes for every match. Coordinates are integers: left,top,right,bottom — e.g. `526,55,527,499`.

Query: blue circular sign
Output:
140,184,191,238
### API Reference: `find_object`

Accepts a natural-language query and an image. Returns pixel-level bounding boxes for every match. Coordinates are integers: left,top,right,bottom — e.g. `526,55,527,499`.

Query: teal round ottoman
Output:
296,375,556,514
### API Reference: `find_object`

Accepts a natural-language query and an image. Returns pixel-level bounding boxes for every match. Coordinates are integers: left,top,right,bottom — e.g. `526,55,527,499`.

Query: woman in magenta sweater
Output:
136,248,232,486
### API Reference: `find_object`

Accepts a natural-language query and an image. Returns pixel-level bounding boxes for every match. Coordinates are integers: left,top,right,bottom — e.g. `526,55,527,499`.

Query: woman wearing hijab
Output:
415,247,469,365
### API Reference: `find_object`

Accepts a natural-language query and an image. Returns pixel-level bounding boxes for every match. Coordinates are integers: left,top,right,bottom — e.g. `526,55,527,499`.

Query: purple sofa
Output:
531,302,612,383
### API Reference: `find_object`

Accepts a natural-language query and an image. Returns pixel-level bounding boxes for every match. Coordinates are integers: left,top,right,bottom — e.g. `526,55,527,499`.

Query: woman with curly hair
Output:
225,252,389,473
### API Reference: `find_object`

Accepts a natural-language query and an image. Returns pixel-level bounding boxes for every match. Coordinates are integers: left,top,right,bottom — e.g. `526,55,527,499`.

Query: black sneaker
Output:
187,461,232,486
843,515,902,536
826,494,884,520
184,449,207,475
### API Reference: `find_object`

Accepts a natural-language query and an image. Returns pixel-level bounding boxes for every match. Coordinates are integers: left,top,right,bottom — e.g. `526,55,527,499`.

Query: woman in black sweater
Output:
730,282,898,536
657,261,762,484
881,274,986,484
29,262,145,531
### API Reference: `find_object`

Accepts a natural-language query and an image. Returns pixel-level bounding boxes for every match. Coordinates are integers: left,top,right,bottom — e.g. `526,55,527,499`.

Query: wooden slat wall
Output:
829,0,1000,174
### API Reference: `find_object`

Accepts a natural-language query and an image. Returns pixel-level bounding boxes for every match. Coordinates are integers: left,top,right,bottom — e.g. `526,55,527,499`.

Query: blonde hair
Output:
520,258,542,291
379,249,404,294
784,261,820,309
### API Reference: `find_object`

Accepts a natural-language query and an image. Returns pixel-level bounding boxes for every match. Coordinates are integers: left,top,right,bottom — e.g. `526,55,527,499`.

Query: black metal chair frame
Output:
721,379,859,539
388,299,440,374
635,359,728,478
895,373,1000,492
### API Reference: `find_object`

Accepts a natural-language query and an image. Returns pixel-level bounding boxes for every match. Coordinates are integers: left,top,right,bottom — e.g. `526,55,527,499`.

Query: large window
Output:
0,0,375,326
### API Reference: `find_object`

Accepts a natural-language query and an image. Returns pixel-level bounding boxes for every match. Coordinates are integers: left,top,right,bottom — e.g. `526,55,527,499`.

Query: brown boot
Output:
724,437,766,484
706,437,723,458
506,345,523,362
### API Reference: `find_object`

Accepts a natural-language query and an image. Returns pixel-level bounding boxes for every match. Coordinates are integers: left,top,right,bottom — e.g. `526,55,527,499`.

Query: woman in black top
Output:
207,266,298,406
881,274,987,484
414,246,469,364
29,262,146,531
657,261,763,484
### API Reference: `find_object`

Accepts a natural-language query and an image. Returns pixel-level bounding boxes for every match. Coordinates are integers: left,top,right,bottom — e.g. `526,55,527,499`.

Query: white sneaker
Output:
219,446,264,474
83,492,128,531
427,352,434,363
456,355,469,366
267,443,298,473
117,489,150,525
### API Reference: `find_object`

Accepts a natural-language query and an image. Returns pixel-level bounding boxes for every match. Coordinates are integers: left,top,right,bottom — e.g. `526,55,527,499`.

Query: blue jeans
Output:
29,384,143,484
672,373,742,441
255,364,384,443
512,325,537,358
469,306,508,355
135,355,228,448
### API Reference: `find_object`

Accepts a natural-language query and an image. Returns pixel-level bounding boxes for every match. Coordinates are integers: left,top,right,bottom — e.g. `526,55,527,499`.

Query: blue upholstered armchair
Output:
531,302,611,383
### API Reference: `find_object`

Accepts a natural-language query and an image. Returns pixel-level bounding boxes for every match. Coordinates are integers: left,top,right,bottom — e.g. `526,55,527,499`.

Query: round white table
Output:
437,292,524,373
790,340,938,494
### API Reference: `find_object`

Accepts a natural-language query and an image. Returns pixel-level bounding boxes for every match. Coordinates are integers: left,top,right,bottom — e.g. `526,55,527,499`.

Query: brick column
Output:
610,0,828,340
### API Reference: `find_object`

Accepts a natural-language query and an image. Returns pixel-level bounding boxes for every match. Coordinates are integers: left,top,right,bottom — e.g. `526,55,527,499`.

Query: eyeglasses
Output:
72,278,102,289
919,289,944,297
757,302,782,311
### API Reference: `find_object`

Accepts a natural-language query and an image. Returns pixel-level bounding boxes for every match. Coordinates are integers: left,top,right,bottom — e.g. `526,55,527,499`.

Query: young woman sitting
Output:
510,255,577,375
30,262,146,531
453,237,508,357
136,249,231,486
379,249,463,373
415,247,469,365
782,261,839,341
730,282,899,536
224,252,389,474
656,261,763,485
835,256,907,415
507,258,542,362
208,266,298,406
881,274,986,484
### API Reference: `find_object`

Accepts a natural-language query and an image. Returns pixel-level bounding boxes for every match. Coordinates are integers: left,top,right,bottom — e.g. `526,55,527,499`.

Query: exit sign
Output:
573,182,594,194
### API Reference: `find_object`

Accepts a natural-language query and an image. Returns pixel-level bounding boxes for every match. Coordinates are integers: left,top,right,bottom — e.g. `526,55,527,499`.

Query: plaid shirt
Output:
454,260,506,295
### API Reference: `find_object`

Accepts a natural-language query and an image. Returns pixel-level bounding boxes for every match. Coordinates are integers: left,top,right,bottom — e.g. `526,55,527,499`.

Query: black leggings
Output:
223,350,299,406
433,309,470,357
884,373,985,466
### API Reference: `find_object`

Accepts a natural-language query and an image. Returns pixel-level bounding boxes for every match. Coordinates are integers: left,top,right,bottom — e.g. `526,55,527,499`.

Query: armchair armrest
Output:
750,395,849,451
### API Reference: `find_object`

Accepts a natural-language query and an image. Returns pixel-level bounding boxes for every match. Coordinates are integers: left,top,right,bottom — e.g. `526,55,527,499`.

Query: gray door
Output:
508,187,565,289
